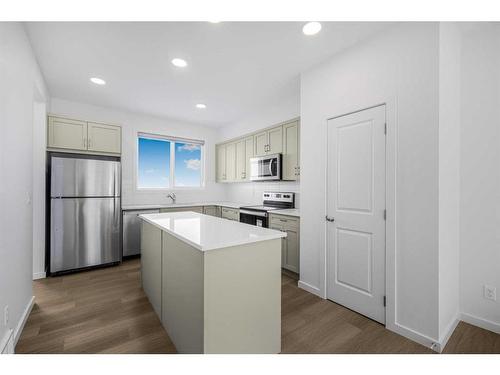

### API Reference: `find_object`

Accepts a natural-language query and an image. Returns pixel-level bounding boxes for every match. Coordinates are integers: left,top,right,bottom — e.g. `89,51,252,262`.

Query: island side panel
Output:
162,232,204,353
141,222,162,319
203,238,282,354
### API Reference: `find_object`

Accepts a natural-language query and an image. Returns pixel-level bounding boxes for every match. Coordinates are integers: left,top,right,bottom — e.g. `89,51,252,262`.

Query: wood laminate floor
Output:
16,259,500,354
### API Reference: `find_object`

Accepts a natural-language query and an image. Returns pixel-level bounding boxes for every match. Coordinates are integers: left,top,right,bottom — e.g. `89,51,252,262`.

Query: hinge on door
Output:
383,209,386,220
383,296,387,307
384,123,387,135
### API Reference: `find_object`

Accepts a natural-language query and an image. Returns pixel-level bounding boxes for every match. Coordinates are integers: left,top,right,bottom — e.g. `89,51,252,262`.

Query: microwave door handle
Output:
269,158,275,176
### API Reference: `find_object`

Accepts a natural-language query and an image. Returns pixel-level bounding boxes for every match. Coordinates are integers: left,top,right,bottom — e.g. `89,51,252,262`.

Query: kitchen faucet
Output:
167,192,176,204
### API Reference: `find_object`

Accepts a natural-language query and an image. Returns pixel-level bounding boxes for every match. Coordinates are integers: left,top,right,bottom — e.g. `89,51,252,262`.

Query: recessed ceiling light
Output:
302,22,322,36
90,77,106,85
209,21,221,23
171,58,187,68
196,103,207,109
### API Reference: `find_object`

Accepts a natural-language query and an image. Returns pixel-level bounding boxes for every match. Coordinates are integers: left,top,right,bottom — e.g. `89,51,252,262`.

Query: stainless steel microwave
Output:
249,154,282,181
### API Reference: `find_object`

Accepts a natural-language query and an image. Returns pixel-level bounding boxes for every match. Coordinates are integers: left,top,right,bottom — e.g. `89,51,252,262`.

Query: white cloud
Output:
145,169,156,174
184,158,201,171
178,143,200,152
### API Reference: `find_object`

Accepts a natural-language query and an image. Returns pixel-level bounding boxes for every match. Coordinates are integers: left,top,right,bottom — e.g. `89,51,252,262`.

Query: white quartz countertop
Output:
122,201,250,211
270,209,300,217
139,211,287,251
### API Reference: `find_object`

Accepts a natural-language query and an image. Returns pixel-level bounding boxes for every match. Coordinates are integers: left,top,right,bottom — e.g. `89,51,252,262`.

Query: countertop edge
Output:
139,214,286,252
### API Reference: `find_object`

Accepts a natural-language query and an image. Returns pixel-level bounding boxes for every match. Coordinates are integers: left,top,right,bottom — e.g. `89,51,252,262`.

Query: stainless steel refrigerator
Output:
49,154,121,274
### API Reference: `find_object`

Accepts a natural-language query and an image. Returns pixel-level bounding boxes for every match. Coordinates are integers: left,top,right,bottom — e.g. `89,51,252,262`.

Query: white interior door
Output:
326,105,386,324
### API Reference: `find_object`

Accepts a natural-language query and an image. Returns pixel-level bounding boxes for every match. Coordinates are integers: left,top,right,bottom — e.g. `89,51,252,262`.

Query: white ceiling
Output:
26,22,394,127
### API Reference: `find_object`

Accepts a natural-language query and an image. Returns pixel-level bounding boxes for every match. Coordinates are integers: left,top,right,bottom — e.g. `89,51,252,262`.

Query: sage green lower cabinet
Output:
269,214,300,274
221,207,239,221
141,221,281,353
159,206,203,214
203,206,221,217
140,222,162,318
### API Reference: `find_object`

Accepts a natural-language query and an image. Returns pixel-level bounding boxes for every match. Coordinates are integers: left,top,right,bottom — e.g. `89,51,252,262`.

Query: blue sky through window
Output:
175,142,202,187
138,137,170,188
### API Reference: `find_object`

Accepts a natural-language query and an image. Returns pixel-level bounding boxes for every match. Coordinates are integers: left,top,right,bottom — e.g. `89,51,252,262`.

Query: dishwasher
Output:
122,209,159,257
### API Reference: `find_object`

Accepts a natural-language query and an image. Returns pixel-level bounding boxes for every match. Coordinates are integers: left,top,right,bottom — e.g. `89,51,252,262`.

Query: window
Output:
137,133,204,189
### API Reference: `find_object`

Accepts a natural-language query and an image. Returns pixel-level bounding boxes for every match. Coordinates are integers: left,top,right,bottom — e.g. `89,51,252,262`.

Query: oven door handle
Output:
240,209,268,217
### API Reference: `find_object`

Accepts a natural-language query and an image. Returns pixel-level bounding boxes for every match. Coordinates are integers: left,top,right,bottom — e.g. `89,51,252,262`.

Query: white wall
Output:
49,98,226,207
218,92,300,206
459,24,500,332
0,23,49,349
438,23,461,343
300,23,441,343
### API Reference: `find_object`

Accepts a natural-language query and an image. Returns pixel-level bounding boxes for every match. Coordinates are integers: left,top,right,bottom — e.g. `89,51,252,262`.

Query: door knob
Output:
325,216,335,222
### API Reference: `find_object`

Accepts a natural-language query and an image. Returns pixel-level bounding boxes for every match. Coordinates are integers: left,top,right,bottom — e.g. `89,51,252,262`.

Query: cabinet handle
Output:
326,216,335,222
83,138,86,148
88,138,91,148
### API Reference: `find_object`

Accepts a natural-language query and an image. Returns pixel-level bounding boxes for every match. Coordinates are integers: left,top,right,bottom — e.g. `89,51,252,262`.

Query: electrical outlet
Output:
484,285,497,301
3,305,8,326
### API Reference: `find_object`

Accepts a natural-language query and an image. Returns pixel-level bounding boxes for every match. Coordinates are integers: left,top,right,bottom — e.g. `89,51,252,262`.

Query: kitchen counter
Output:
270,208,300,217
122,201,250,210
139,211,286,251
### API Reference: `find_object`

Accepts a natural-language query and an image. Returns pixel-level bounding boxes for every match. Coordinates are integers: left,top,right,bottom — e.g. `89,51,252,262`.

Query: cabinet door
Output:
87,122,121,154
267,126,283,154
270,223,286,267
254,131,268,156
216,144,226,181
221,207,239,221
235,139,246,181
203,206,219,217
284,229,299,273
225,142,236,182
244,137,254,181
282,121,299,180
47,116,87,151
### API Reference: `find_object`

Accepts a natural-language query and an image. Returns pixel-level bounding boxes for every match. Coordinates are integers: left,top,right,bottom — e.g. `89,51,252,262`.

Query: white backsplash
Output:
225,181,300,208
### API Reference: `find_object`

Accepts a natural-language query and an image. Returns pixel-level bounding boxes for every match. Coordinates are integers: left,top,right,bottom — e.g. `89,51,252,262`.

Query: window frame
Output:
136,132,205,191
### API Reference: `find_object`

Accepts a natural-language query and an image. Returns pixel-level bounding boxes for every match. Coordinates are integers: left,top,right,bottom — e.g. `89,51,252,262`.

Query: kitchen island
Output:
139,211,286,354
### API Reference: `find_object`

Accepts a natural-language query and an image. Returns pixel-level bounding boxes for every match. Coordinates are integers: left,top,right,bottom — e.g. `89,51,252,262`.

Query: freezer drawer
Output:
122,209,160,257
50,197,121,273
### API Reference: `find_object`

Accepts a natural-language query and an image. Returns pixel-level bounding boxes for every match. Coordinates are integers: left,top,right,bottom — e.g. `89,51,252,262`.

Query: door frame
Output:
324,100,396,331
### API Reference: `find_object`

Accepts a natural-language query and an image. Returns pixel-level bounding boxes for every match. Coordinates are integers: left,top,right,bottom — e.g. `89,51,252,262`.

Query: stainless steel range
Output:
239,192,295,228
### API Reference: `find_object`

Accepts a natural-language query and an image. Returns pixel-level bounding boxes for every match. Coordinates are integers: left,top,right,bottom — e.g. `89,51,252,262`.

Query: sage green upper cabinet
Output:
235,139,246,181
47,115,121,155
267,126,283,154
225,142,236,182
254,126,282,156
282,120,300,181
216,144,227,182
87,122,121,154
244,137,254,181
215,118,299,184
47,116,87,151
254,131,268,156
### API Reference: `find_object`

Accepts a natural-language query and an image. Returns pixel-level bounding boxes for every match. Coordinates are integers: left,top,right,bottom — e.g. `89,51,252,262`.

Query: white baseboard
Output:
13,296,35,348
0,329,14,354
33,272,46,280
298,280,322,298
386,322,440,352
439,315,460,351
460,312,500,334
